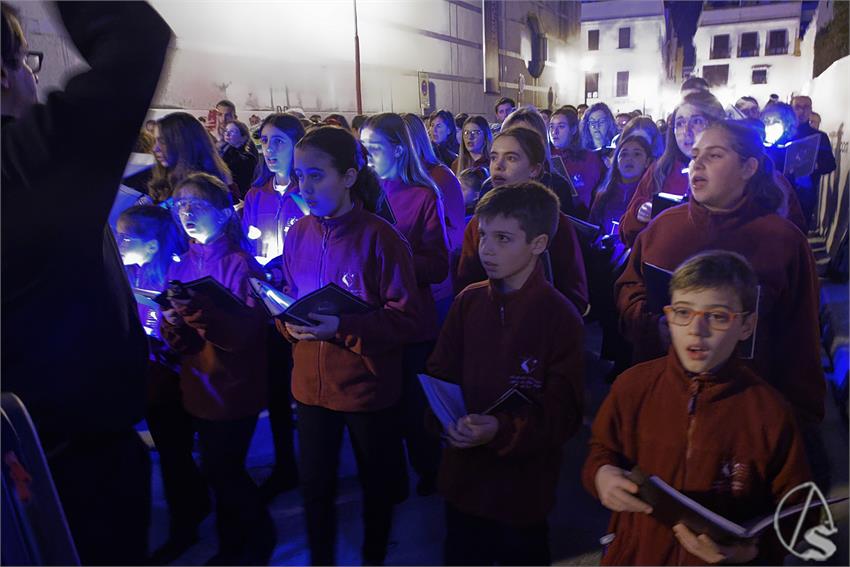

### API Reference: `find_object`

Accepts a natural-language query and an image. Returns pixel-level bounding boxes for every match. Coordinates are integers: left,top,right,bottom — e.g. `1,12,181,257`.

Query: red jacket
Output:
619,159,689,248
160,237,269,420
582,351,811,565
427,263,584,525
589,178,640,237
428,163,466,303
456,212,589,315
381,177,450,340
552,146,607,212
615,194,824,424
278,201,422,412
241,177,305,259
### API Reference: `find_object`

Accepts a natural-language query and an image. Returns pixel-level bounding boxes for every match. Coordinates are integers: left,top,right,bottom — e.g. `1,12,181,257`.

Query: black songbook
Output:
483,385,537,415
551,156,579,197
631,467,848,544
642,262,760,359
154,276,247,312
249,277,372,326
651,192,686,219
566,214,601,244
643,262,673,314
374,191,397,225
783,133,821,178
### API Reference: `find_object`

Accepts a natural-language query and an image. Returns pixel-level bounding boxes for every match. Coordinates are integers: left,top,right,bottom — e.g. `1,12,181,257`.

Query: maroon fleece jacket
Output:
615,193,824,424
582,351,811,565
427,263,584,525
278,201,422,412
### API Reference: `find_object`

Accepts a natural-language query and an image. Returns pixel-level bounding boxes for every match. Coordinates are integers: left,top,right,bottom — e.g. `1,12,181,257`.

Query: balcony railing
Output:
738,47,760,57
766,44,789,55
710,48,731,59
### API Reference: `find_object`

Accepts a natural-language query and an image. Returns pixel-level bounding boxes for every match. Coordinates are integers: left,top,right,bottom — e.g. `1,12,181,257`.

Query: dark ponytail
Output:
296,125,384,213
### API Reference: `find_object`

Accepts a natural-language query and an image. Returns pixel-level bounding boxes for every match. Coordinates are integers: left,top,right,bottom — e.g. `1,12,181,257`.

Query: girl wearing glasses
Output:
618,91,725,247
149,112,233,204
579,102,618,158
160,173,275,565
549,106,607,213
453,115,492,177
615,120,823,432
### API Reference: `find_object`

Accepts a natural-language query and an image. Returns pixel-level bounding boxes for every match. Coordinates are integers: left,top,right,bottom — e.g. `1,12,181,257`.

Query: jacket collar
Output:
187,233,236,261
486,259,547,305
686,188,766,230
664,347,751,399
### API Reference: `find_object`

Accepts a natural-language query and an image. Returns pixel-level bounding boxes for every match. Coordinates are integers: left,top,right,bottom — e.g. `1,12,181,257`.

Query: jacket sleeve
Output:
771,235,825,424
618,165,656,248
454,216,487,295
550,214,590,315
581,380,634,499
335,231,422,356
411,193,451,285
176,260,268,352
815,132,836,176
614,232,665,361
486,307,585,458
274,236,300,343
425,294,466,385
1,2,172,243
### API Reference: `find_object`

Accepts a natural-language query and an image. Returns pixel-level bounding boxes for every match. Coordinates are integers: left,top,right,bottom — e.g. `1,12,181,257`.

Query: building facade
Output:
693,0,805,107
578,0,675,120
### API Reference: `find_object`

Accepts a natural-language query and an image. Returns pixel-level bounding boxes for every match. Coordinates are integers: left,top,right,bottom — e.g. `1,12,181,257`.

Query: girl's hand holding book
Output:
673,523,759,564
446,414,498,448
284,313,340,341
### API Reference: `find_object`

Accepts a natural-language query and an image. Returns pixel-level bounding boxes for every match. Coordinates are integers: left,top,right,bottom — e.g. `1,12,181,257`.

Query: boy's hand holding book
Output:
446,414,499,448
673,523,758,565
595,465,653,514
285,313,340,341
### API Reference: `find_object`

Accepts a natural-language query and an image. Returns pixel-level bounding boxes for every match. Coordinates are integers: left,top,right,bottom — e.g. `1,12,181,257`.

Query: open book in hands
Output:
417,374,537,430
248,277,372,326
630,467,847,544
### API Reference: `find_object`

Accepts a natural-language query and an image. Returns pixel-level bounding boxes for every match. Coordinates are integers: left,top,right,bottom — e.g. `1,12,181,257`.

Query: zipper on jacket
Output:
499,304,505,327
316,223,331,403
685,379,702,462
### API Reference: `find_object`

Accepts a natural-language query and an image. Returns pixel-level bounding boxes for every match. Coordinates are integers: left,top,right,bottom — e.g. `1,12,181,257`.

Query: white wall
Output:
580,14,670,118
694,5,803,106
13,0,586,123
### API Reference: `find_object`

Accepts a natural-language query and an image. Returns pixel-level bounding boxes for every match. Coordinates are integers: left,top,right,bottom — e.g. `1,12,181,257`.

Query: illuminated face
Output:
152,125,170,168
791,96,812,125
463,124,486,154
761,113,786,145
260,124,295,178
667,286,754,374
172,185,229,244
673,103,709,157
115,219,158,267
689,128,756,211
586,110,612,149
495,103,515,123
616,114,631,132
617,139,650,182
548,114,573,149
430,117,450,144
478,213,544,288
489,135,542,187
360,127,400,180
294,146,356,218
223,123,247,148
